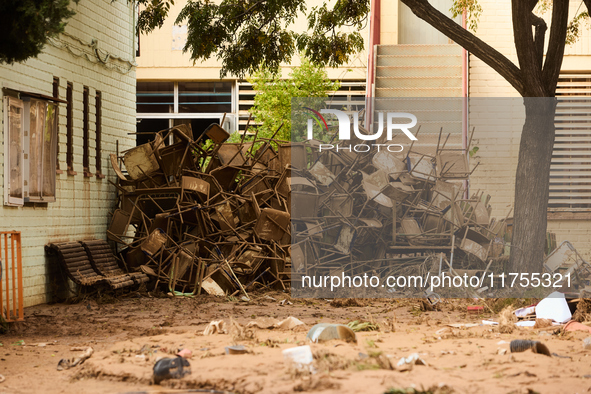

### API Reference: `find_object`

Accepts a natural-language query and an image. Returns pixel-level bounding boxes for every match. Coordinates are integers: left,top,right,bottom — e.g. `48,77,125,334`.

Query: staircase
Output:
374,44,463,97
372,44,464,152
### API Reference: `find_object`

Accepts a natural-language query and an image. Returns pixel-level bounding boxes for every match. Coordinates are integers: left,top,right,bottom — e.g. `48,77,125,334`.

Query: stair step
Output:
373,98,464,111
374,110,463,123
376,76,462,89
378,44,463,56
377,54,462,67
376,66,462,78
375,87,463,98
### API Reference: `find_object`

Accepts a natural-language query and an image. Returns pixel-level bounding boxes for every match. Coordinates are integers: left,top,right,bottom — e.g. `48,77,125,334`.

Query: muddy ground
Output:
0,292,589,394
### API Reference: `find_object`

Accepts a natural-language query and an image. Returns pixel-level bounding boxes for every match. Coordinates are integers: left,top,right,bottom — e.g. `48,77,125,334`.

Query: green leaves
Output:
136,0,175,35
0,0,77,64
170,0,368,78
566,11,590,45
449,0,482,32
237,59,339,143
297,0,368,69
174,0,307,78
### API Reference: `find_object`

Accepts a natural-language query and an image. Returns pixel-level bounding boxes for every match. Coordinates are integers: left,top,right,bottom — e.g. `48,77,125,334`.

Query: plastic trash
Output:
282,345,315,373
564,321,591,333
514,306,536,318
306,323,357,343
535,292,572,323
275,316,305,330
153,356,191,384
467,306,484,313
509,340,551,356
396,353,428,371
177,348,192,359
225,345,248,355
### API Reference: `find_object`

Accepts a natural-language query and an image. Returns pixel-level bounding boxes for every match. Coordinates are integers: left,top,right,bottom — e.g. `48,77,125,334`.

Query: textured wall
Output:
0,0,137,306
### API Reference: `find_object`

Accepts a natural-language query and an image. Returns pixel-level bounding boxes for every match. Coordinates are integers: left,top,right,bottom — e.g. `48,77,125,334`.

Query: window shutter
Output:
549,73,591,211
4,97,25,206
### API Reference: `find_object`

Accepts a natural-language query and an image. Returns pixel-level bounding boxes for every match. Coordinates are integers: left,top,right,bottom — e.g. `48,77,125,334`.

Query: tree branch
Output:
233,0,267,20
527,0,540,12
512,0,543,95
531,14,547,69
399,0,525,95
542,0,570,95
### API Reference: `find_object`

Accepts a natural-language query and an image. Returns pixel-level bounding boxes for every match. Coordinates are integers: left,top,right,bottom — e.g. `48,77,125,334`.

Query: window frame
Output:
3,90,62,206
3,96,25,206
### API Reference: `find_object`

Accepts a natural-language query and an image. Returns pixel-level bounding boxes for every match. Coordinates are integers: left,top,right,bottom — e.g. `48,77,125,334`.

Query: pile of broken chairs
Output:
107,123,292,297
100,117,588,299
289,123,591,297
104,120,515,298
289,126,515,297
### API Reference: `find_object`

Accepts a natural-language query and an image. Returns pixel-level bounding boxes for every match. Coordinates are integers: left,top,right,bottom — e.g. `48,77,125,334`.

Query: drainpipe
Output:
365,0,380,129
462,9,469,197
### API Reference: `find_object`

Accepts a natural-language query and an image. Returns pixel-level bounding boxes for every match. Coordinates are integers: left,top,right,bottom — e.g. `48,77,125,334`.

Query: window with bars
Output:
549,73,591,212
3,92,59,206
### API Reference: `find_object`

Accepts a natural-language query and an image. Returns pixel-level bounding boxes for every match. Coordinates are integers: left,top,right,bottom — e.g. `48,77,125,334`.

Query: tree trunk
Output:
509,98,557,274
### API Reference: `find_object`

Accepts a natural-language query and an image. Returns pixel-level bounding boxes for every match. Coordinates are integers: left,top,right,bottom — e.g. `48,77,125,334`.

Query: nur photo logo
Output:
304,107,418,152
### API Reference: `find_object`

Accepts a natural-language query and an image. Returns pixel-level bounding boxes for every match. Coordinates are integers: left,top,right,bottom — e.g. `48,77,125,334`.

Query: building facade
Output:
1,0,137,306
135,0,369,143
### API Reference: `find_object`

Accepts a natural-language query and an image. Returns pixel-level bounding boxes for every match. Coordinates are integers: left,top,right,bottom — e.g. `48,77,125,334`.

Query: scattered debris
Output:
509,340,551,357
347,320,379,332
225,345,248,355
467,306,484,313
535,292,572,323
564,321,591,333
533,318,553,329
57,347,94,371
203,320,227,335
498,306,518,333
396,353,428,371
176,348,192,359
306,323,357,343
282,345,314,373
275,316,305,330
153,356,191,384
514,306,536,318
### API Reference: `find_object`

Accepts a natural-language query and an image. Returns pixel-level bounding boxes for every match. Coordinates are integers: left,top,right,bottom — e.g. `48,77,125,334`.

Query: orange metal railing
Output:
0,232,24,322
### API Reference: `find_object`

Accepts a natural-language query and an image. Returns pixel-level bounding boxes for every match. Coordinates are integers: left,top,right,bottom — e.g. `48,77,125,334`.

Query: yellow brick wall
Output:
0,0,137,306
